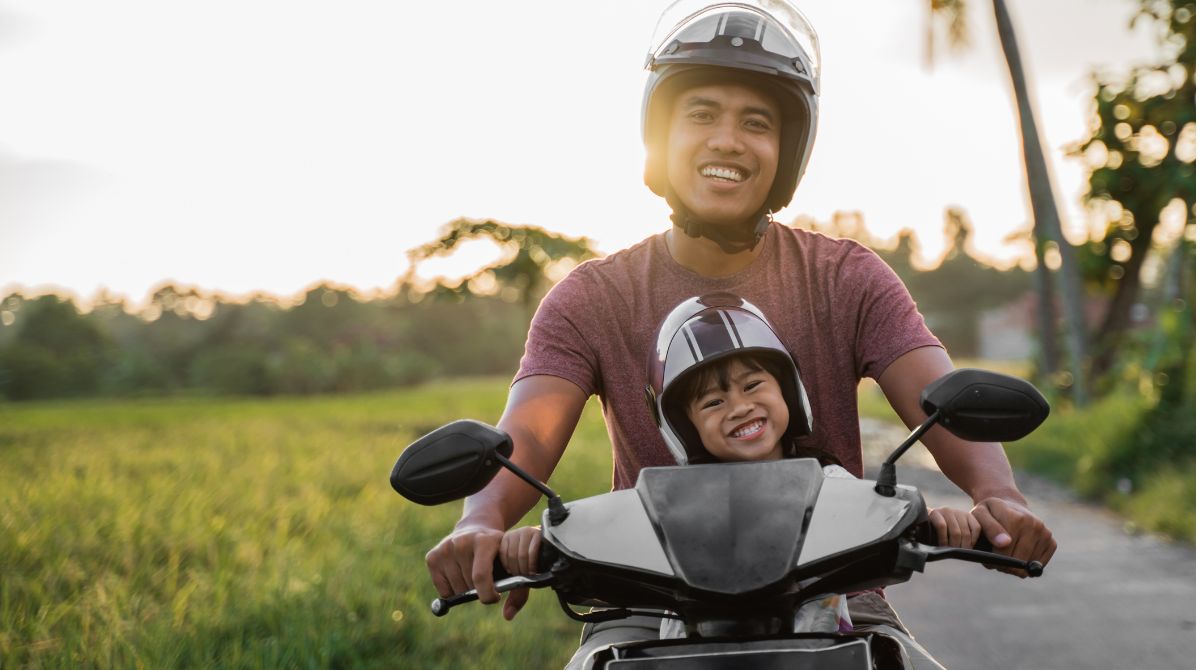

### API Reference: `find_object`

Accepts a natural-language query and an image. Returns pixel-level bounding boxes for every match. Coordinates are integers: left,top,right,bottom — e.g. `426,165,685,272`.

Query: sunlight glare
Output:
410,238,506,285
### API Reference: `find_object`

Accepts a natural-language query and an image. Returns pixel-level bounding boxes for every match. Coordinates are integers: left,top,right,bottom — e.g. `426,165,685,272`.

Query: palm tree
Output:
926,0,1090,404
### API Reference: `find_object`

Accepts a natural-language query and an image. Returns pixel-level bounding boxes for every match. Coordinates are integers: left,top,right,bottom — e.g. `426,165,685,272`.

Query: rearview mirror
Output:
390,420,514,505
920,369,1049,443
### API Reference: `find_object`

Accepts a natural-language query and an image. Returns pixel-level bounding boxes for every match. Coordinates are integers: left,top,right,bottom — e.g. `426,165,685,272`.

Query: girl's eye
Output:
700,398,722,410
745,380,763,392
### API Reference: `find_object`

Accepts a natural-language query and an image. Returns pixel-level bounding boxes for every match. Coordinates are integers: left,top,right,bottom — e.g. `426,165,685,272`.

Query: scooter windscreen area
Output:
634,459,823,595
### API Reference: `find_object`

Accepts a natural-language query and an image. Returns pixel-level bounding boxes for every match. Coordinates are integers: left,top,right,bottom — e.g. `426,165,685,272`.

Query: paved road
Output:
860,419,1197,670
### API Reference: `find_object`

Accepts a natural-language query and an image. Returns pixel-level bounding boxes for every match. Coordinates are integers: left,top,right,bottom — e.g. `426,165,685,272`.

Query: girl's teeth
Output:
732,420,763,438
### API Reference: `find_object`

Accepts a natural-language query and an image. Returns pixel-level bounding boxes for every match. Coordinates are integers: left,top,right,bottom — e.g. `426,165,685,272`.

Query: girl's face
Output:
685,358,789,462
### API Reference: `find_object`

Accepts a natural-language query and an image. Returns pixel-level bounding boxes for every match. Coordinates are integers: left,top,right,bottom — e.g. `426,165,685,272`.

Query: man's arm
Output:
424,375,588,617
876,346,1056,575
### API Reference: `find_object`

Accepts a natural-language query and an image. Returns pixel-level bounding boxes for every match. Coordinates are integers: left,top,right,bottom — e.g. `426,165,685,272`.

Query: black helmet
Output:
647,293,813,465
642,0,821,251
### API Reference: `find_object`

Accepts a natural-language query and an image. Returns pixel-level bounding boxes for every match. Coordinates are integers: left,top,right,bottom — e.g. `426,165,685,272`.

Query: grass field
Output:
3,372,1190,668
0,379,614,669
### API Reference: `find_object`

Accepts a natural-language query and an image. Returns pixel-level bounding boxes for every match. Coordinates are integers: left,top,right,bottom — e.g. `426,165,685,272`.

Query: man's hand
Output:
424,523,539,621
971,497,1056,577
425,524,505,605
423,375,587,622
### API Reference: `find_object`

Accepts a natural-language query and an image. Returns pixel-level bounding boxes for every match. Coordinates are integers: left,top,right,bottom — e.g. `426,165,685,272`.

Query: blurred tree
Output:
0,295,111,399
407,218,598,308
138,284,218,389
876,209,1031,356
926,0,1090,402
1072,0,1196,386
0,293,25,349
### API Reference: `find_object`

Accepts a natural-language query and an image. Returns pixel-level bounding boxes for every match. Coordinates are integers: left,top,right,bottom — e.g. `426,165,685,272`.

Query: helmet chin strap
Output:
666,188,772,254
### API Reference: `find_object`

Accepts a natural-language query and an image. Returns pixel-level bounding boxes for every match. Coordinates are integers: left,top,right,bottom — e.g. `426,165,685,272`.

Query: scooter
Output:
390,369,1050,669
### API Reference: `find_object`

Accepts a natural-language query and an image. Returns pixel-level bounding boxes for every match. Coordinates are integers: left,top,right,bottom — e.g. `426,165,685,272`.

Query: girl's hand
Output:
498,525,542,576
928,506,981,549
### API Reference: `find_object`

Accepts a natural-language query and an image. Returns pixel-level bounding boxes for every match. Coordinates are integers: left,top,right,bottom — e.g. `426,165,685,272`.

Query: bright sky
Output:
0,0,1165,305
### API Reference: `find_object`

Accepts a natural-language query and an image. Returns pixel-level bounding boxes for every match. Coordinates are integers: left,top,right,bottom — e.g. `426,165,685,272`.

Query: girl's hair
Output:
672,351,784,412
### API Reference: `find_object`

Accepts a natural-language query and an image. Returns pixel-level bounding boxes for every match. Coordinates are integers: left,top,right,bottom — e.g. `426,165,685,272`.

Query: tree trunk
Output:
992,0,1090,404
1032,243,1061,378
1089,218,1158,382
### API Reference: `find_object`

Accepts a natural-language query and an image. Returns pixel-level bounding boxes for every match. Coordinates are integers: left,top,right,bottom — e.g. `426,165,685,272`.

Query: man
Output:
425,0,1055,666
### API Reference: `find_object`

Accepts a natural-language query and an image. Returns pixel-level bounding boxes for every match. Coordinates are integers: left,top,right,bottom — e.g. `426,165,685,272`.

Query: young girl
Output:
500,294,981,628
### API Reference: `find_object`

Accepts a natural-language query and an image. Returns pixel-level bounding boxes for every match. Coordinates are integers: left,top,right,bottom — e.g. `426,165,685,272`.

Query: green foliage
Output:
408,218,598,307
0,296,113,399
0,219,598,402
0,285,522,401
1071,0,1195,386
0,381,613,668
1004,390,1194,542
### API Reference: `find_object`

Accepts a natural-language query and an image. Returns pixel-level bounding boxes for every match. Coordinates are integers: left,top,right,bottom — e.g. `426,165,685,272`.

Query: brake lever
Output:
920,544,1044,577
430,572,556,616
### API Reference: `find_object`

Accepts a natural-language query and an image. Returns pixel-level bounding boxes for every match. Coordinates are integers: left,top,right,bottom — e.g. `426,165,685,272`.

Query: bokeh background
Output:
0,0,1194,667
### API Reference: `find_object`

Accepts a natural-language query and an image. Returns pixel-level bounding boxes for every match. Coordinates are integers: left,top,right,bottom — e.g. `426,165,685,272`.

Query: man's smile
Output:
700,163,749,183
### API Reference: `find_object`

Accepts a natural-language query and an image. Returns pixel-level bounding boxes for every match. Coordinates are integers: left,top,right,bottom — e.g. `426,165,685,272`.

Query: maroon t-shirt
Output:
515,221,941,489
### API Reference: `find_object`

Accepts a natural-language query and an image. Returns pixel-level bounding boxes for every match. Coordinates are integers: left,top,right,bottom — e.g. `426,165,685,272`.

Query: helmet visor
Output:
647,0,821,88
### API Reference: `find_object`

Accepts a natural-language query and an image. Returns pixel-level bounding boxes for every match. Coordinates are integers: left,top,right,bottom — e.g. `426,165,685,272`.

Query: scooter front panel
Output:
544,488,674,576
797,479,914,566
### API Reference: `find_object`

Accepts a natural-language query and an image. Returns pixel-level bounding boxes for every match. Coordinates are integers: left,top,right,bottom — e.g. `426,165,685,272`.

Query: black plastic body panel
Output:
603,636,872,669
635,459,823,594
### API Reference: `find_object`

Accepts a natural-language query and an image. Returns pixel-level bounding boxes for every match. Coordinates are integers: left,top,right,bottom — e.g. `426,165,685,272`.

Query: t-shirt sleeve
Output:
839,243,942,380
513,269,599,397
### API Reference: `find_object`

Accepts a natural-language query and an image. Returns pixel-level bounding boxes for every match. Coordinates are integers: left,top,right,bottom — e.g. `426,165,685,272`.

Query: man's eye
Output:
689,111,714,122
745,119,771,132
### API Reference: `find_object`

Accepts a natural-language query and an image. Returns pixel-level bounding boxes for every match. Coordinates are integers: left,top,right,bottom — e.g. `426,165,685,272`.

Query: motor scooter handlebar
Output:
919,541,1044,577
912,522,1043,576
430,545,560,616
431,572,556,616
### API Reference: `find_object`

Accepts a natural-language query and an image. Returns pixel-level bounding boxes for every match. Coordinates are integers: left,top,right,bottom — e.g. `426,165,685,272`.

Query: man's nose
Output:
705,119,744,154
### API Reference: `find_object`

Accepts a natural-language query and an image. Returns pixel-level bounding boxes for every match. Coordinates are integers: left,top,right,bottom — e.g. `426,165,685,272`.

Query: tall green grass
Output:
4,373,1191,668
0,380,613,668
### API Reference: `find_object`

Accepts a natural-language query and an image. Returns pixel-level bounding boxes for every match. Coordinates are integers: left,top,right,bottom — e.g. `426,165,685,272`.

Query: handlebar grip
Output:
431,590,480,616
973,536,1043,575
430,550,559,617
428,558,511,617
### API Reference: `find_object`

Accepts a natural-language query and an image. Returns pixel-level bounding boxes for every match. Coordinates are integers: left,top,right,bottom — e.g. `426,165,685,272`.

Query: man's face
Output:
665,82,781,225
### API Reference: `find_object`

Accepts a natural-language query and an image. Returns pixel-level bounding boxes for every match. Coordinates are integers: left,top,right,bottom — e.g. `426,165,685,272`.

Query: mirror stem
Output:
494,452,570,525
875,411,940,497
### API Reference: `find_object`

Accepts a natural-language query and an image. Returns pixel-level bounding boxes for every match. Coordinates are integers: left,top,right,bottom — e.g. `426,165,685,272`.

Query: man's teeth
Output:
732,420,763,438
701,166,745,182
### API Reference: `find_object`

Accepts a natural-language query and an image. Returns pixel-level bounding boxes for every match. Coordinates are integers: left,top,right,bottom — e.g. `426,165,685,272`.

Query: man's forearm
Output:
923,425,1028,505
457,468,547,532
